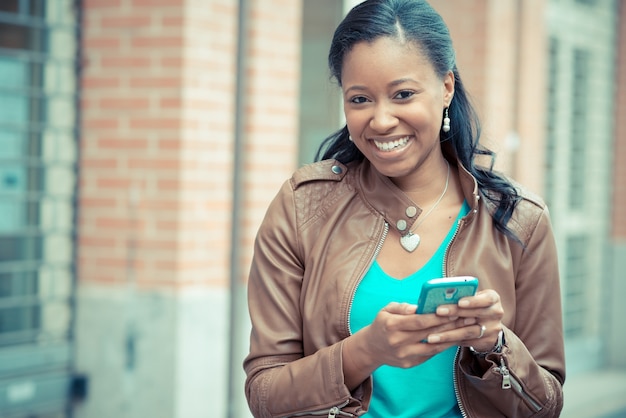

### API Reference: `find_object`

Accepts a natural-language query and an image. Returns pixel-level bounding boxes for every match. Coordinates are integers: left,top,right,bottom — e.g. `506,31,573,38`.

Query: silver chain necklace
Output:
399,161,450,253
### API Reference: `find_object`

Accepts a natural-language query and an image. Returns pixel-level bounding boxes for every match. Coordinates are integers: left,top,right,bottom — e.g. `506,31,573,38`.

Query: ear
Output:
443,70,455,106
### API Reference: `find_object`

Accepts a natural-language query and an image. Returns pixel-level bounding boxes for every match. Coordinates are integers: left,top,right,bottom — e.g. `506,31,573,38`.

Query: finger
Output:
418,318,468,340
436,293,503,318
425,323,487,344
425,316,476,334
457,289,499,308
383,302,419,315
395,313,457,334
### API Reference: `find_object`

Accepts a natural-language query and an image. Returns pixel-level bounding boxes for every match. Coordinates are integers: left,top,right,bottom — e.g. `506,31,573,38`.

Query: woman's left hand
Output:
424,289,504,352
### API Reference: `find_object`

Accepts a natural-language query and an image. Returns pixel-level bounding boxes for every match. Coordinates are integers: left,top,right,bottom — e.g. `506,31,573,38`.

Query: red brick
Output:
99,98,151,109
81,158,118,169
80,236,118,247
162,16,184,27
95,257,146,269
101,16,152,28
129,118,180,130
94,217,145,231
96,178,134,189
82,76,120,89
79,197,118,208
84,0,122,8
97,138,149,150
129,77,180,88
133,0,183,7
160,57,185,67
130,36,183,48
83,36,121,49
83,118,120,130
127,158,181,170
100,56,152,69
159,98,182,108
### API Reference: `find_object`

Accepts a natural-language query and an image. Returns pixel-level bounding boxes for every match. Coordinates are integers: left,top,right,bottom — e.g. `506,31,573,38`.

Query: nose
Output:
369,102,398,133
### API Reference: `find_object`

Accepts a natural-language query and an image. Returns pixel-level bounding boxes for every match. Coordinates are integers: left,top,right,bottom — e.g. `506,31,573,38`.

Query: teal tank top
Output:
349,201,470,418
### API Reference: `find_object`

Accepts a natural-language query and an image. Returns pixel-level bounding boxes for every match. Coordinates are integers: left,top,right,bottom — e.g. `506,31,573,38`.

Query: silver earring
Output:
442,108,450,133
349,135,353,142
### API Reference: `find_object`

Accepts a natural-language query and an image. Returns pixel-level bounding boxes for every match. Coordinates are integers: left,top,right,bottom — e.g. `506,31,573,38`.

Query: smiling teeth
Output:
374,136,409,151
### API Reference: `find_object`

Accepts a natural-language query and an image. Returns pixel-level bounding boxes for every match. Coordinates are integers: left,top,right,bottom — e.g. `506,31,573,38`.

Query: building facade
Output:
0,0,623,417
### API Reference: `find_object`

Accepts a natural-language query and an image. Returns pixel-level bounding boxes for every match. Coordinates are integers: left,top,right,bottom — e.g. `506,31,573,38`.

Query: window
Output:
0,0,77,416
568,49,589,209
544,38,558,209
563,235,588,338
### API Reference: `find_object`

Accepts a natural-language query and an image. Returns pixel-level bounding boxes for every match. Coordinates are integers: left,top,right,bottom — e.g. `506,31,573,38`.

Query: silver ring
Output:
477,324,486,339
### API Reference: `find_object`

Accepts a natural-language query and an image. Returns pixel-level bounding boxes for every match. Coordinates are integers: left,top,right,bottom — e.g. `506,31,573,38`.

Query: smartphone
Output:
416,276,479,314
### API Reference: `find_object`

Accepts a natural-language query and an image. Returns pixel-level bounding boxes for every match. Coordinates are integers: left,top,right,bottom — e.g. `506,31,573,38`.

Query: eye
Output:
394,90,415,100
350,96,369,104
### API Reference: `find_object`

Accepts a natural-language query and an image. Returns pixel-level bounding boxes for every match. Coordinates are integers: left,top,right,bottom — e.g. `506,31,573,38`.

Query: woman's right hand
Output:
342,301,474,390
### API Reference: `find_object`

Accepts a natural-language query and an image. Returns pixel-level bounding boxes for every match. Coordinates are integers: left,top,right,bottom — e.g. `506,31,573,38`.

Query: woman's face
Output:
341,36,454,183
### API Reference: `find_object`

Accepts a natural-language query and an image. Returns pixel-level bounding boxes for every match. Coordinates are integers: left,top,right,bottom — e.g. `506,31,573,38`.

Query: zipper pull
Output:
328,406,339,417
499,357,512,389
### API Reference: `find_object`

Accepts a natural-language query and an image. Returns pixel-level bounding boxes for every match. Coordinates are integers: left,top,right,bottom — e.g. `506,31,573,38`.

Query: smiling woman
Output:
244,1,565,417
340,36,453,187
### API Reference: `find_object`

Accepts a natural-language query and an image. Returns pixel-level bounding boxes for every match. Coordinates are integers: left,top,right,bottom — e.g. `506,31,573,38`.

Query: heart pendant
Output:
400,232,420,252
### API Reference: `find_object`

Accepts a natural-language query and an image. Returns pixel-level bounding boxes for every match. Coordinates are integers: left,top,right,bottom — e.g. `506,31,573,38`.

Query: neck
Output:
395,159,451,204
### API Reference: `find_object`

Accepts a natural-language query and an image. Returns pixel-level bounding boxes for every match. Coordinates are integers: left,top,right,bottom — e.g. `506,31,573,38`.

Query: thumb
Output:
383,302,418,315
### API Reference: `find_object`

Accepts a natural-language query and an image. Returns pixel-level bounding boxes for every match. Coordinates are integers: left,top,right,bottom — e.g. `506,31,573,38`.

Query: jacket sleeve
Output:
243,180,365,418
457,205,565,417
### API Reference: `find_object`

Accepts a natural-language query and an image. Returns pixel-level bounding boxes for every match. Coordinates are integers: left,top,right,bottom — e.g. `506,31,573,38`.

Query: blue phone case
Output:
416,276,479,314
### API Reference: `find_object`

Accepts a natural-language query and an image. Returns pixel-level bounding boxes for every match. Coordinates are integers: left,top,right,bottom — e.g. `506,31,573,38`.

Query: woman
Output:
244,0,565,416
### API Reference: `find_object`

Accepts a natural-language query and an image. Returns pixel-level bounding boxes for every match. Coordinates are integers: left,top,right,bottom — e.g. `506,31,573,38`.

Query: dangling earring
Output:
442,108,451,133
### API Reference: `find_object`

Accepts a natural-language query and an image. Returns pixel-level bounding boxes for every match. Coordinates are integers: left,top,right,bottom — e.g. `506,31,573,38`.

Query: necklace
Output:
399,161,450,252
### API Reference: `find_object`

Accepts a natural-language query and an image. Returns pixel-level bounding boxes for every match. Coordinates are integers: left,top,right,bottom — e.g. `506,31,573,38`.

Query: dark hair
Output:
315,0,521,240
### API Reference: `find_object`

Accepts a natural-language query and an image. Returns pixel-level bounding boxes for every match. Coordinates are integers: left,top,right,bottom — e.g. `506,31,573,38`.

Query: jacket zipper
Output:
496,357,543,412
285,400,354,417
448,202,542,415
347,221,389,336
301,223,387,418
442,218,464,277
337,222,388,417
372,222,388,261
452,347,469,418
449,200,474,417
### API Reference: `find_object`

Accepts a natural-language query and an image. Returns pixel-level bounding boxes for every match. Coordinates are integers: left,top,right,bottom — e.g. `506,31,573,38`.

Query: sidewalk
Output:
561,368,626,418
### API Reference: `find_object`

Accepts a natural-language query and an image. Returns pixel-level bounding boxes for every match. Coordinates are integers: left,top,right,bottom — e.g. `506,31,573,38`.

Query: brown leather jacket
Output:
244,158,565,418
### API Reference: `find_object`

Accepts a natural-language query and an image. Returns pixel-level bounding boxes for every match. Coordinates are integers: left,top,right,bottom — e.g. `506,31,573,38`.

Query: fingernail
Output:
437,307,450,315
459,300,470,307
464,317,476,325
428,335,441,343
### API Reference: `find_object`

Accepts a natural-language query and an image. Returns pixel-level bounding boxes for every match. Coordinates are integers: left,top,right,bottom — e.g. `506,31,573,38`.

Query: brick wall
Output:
79,0,300,289
79,0,238,289
428,0,489,113
241,0,302,271
76,0,301,416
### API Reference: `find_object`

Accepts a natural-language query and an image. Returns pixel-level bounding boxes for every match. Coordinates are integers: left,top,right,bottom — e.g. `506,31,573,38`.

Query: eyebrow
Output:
344,78,419,94
389,78,418,86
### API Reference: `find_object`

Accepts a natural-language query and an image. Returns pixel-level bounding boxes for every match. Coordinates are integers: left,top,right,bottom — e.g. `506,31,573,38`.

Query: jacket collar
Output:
356,159,481,236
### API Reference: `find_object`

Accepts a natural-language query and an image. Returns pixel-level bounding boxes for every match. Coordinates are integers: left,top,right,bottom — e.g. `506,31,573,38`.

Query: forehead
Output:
341,36,438,86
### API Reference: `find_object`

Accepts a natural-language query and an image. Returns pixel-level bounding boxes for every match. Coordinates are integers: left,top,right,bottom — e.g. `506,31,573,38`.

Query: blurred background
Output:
0,0,624,417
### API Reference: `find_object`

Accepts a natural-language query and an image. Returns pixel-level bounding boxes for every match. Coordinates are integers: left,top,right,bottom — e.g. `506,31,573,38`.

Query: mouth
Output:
373,136,410,152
